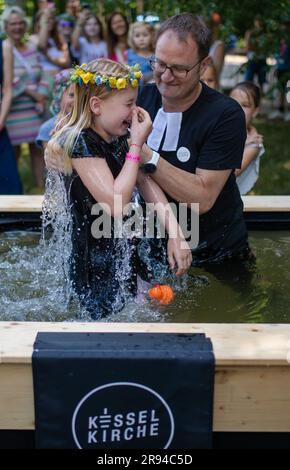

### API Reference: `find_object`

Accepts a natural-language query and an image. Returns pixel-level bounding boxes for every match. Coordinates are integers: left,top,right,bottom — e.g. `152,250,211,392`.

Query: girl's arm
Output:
71,107,152,217
235,146,261,176
71,12,88,50
137,172,192,276
0,40,13,131
46,45,71,68
38,11,51,51
235,127,263,176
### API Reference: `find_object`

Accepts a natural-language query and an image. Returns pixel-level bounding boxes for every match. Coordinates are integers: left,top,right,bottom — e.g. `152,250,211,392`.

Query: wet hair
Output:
128,22,155,53
156,13,211,60
231,81,261,108
106,11,129,58
49,59,132,174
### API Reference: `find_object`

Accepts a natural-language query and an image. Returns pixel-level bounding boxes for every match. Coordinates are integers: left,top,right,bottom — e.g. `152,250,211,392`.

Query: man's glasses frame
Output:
149,56,205,79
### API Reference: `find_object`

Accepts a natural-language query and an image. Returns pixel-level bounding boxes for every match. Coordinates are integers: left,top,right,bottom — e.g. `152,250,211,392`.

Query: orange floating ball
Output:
148,284,175,305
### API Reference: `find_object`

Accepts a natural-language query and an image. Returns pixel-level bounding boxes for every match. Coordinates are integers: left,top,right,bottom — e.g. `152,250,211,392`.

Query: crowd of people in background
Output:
0,0,289,194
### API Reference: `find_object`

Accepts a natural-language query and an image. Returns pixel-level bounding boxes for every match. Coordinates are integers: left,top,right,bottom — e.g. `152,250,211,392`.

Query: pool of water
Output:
0,230,290,323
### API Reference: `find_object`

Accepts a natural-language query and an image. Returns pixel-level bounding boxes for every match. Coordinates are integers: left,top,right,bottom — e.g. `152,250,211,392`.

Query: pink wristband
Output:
125,152,140,163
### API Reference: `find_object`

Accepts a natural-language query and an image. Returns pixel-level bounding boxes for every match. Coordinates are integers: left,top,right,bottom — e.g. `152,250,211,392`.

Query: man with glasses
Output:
45,13,251,276
138,13,250,269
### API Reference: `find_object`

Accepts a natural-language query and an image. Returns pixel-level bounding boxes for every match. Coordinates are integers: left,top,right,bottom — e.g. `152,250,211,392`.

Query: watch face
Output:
142,163,157,174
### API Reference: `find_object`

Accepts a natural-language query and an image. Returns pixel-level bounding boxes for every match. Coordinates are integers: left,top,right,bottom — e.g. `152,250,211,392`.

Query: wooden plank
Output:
214,366,290,432
1,195,290,213
242,195,290,212
1,363,290,432
1,322,290,366
1,322,290,432
0,195,43,213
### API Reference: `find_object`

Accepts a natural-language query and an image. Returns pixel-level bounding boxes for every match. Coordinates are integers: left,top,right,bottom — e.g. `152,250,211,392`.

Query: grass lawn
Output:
18,118,289,195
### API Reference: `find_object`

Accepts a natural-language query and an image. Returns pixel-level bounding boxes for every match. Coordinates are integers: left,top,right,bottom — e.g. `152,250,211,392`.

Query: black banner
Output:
32,332,214,449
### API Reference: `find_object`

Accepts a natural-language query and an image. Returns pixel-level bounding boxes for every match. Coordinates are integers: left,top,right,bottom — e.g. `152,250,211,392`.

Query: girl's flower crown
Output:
71,63,143,90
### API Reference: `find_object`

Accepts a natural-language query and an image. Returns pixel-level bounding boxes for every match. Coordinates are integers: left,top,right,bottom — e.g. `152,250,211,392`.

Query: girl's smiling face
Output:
110,14,128,37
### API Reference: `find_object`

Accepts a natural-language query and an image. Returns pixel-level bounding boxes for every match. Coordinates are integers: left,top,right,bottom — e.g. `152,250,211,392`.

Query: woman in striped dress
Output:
3,6,50,189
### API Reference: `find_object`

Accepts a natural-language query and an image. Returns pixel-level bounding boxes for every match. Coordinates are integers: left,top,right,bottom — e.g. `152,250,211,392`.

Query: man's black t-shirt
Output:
137,82,248,264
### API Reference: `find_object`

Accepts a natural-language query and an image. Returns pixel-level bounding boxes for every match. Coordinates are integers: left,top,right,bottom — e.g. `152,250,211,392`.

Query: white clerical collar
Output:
147,108,182,151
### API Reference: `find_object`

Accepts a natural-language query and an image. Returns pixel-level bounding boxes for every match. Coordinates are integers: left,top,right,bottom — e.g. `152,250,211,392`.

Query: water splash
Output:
0,170,85,322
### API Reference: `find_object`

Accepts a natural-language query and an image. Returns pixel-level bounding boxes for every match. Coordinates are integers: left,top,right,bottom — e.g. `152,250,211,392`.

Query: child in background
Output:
200,60,219,90
230,81,265,195
47,59,192,318
128,22,154,83
36,69,74,149
71,12,108,65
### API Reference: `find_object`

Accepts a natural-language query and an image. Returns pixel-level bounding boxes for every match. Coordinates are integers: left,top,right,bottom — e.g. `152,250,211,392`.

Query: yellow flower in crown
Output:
116,78,127,90
109,77,117,88
134,71,142,79
81,71,94,85
131,79,138,88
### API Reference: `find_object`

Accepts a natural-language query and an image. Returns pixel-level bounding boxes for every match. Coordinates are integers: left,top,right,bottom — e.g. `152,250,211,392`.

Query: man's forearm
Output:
142,145,212,213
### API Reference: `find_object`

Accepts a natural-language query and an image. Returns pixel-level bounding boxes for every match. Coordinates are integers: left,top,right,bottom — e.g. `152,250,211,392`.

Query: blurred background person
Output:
244,16,269,92
200,59,219,90
269,18,290,121
34,8,71,113
0,35,22,194
209,12,225,79
36,69,74,150
65,0,80,20
57,13,78,65
230,81,265,195
106,11,129,63
128,22,154,83
71,11,107,64
3,6,50,189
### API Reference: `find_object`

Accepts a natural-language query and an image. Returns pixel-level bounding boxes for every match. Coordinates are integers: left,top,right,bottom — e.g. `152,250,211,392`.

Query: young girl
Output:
36,69,74,149
47,59,192,318
230,81,265,195
128,22,154,83
71,12,108,65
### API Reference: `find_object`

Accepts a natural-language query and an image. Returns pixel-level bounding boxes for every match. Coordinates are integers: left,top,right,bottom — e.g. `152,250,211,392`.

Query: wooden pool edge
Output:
1,195,290,213
0,322,290,433
1,196,290,433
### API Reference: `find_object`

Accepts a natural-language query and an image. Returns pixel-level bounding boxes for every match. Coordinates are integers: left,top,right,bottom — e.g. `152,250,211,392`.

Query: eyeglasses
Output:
149,56,204,79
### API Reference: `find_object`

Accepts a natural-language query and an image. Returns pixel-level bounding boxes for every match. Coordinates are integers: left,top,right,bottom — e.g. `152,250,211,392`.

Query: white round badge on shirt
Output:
177,147,191,163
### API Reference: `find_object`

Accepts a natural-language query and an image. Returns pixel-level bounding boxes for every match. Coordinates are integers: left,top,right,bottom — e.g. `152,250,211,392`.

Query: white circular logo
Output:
177,147,191,162
72,382,175,449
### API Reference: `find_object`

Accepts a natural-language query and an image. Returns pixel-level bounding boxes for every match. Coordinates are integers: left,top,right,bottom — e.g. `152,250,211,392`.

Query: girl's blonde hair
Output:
49,59,133,174
128,22,155,53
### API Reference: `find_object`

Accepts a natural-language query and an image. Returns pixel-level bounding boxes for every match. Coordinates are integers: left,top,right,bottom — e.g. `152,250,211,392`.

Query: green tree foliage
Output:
1,0,289,41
